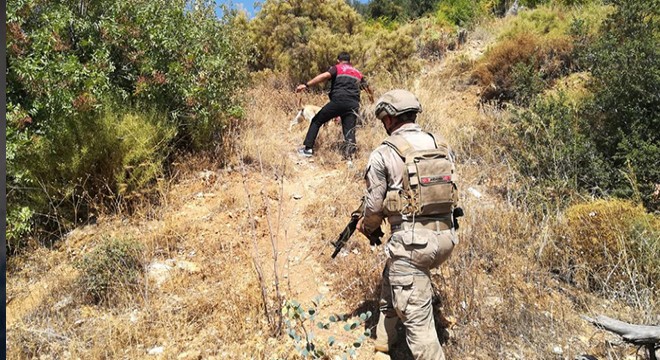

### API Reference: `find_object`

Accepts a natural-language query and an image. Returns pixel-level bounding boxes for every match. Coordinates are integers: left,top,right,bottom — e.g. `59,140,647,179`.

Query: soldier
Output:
357,89,460,360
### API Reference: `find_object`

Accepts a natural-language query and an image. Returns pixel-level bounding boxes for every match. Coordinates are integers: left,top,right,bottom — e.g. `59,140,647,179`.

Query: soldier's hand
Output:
295,84,307,93
356,217,367,236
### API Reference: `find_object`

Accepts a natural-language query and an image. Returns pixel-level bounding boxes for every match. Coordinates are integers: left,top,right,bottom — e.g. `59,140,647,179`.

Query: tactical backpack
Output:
382,133,458,217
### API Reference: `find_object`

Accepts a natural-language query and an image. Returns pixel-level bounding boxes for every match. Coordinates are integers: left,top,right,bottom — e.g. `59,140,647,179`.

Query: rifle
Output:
331,198,384,259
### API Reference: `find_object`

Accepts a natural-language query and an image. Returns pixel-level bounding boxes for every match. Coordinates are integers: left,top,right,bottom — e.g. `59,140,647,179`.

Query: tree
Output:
584,0,659,210
249,0,363,81
6,0,250,251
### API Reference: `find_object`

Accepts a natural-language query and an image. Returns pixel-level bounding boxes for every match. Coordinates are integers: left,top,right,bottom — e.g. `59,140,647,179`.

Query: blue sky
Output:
215,0,368,18
215,1,261,18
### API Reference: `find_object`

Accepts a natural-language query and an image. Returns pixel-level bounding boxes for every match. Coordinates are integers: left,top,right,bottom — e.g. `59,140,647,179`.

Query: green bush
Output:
504,1,657,212
75,237,144,304
435,0,491,27
472,4,609,104
508,84,608,198
368,0,411,20
581,0,659,210
473,32,565,103
361,24,420,76
111,111,177,198
248,0,363,82
6,0,249,252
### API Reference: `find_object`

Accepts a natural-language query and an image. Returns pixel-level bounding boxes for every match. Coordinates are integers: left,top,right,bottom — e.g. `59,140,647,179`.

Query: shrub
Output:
111,111,177,198
249,1,426,83
473,32,566,103
472,4,609,104
6,0,249,252
361,25,420,76
368,0,411,21
75,237,144,304
7,105,176,250
581,0,659,211
506,76,609,198
248,0,363,82
543,200,659,305
435,0,491,27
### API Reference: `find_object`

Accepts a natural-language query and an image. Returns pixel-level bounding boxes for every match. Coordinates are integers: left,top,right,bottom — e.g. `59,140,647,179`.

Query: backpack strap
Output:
384,131,439,154
383,134,417,190
383,134,414,158
427,132,439,149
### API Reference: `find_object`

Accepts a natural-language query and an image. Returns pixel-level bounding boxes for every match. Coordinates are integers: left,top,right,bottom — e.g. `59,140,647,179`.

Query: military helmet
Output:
374,89,422,120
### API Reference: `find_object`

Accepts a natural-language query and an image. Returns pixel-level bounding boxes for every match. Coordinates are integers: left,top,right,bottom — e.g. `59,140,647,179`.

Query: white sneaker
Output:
297,147,313,157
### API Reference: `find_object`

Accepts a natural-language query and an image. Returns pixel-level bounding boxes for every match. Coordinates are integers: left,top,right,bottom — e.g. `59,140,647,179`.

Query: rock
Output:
552,345,563,355
176,260,200,273
147,262,173,286
148,346,164,355
467,187,482,199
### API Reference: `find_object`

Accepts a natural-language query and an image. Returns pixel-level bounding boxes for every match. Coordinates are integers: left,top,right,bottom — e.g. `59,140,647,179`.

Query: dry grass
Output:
7,17,659,360
542,199,660,315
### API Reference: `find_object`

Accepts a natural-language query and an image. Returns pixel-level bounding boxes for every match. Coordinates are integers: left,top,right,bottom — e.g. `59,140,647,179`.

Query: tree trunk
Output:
583,315,660,360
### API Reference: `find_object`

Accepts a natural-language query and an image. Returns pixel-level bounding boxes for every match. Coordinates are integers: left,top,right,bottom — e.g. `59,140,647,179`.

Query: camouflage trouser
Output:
376,227,456,360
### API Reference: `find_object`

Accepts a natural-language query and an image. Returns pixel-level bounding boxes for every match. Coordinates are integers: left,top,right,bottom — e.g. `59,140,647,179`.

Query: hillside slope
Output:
6,26,653,360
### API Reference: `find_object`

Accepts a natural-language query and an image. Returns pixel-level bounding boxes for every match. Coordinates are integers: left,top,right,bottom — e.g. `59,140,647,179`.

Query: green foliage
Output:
6,0,249,252
506,0,658,211
404,17,456,59
249,0,363,82
365,0,440,20
543,200,659,304
510,61,546,106
508,87,608,198
348,0,371,18
75,237,144,304
282,296,373,358
435,0,491,27
473,4,609,103
111,111,177,197
581,0,660,210
368,0,407,20
6,207,34,251
361,25,421,76
249,0,425,82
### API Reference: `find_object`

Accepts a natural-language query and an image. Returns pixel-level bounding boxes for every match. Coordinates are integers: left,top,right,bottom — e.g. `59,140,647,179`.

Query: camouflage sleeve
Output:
362,149,387,234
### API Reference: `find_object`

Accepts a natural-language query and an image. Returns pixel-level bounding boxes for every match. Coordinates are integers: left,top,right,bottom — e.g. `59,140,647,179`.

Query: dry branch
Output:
583,314,660,360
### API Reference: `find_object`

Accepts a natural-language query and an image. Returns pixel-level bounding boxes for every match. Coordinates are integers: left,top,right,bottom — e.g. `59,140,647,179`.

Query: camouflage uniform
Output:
363,120,457,360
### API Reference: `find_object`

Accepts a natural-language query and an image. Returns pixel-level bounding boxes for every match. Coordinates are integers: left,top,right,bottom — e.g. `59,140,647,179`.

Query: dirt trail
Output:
272,152,366,346
251,34,496,356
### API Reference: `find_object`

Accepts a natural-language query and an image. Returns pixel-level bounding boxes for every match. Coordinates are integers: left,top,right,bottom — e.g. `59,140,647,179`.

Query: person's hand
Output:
356,217,367,236
295,84,307,93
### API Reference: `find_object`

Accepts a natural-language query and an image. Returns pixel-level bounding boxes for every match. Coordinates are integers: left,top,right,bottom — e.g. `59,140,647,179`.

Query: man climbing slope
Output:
295,51,374,160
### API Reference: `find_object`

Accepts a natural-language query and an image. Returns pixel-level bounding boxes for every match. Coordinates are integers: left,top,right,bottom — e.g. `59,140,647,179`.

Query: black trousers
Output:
303,100,359,158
